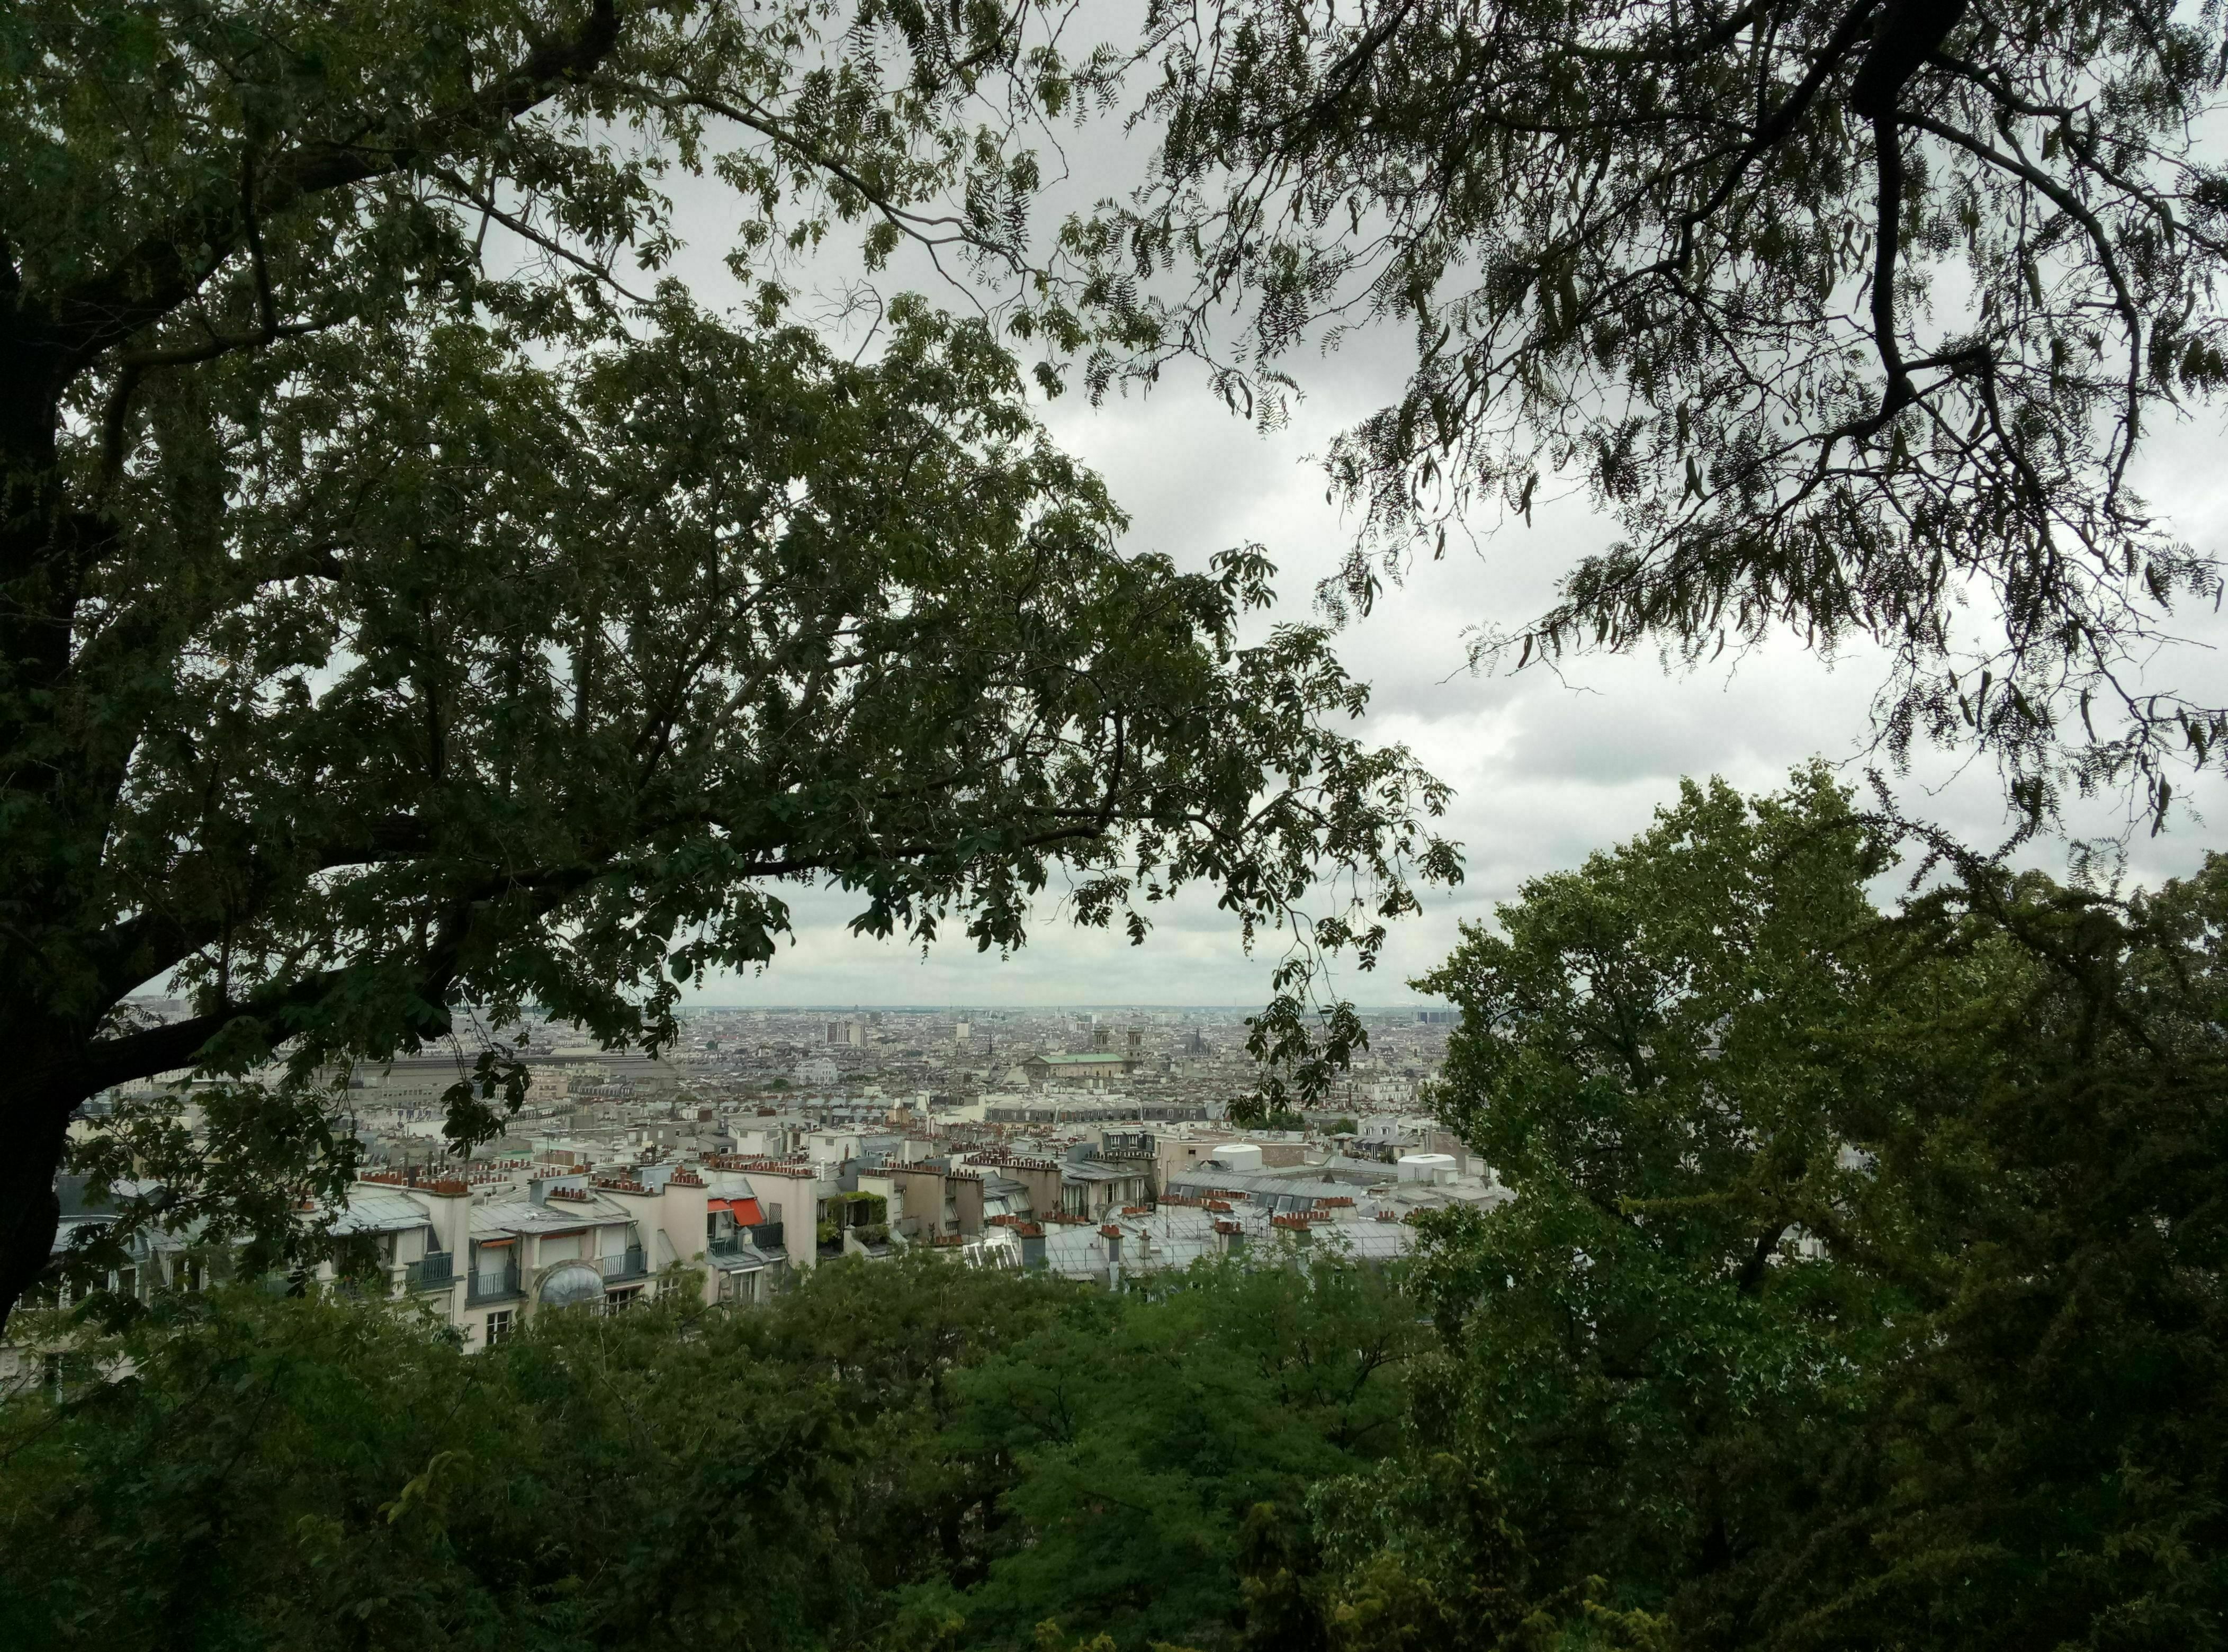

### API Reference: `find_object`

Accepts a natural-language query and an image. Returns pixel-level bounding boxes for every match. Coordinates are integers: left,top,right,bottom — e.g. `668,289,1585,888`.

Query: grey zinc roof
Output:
1032,1203,1415,1283
49,1179,167,1254
1059,1160,1145,1184
470,1194,635,1238
1318,1155,1421,1186
1163,1167,1378,1208
329,1189,434,1235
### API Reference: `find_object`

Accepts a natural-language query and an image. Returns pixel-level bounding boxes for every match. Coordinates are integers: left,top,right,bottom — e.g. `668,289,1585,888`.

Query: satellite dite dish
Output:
537,1261,605,1309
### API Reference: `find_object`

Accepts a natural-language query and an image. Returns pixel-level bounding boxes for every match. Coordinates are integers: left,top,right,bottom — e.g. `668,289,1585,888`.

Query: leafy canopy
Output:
0,0,1457,1319
1053,0,2228,821
1281,769,2228,1648
912,1251,1420,1648
0,1252,1421,1652
48,285,1454,1299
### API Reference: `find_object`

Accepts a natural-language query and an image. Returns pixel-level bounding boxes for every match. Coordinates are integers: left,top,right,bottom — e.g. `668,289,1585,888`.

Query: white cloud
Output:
680,168,2228,1010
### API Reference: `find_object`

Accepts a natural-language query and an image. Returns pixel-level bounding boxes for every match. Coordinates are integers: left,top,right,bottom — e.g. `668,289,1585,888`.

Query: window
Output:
604,1286,642,1315
483,1309,515,1347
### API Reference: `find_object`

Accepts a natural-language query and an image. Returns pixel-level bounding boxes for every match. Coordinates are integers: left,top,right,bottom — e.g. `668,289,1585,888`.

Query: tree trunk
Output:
0,1034,98,1335
0,309,102,1336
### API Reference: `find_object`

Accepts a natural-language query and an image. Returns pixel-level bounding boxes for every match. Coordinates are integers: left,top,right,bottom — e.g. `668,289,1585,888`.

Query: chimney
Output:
528,1173,580,1206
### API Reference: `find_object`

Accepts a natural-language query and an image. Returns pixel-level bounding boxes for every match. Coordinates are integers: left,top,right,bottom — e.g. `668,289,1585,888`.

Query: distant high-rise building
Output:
1416,1009,1457,1026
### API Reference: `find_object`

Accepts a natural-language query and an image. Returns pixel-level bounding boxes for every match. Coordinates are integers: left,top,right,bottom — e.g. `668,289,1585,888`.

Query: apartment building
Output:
320,1161,720,1345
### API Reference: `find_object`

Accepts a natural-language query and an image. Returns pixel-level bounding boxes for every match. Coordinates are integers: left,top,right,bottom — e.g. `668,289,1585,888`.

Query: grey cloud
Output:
673,219,2228,1009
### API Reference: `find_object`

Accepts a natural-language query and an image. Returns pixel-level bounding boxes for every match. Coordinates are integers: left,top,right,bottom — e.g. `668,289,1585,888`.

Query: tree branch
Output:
49,0,623,375
1674,0,1883,265
73,972,351,1097
1735,1220,1790,1294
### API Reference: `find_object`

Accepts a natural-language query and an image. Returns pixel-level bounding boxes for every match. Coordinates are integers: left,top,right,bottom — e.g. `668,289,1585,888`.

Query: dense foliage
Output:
4,771,2224,1648
1318,769,2228,1649
0,0,1456,1328
0,1252,1419,1651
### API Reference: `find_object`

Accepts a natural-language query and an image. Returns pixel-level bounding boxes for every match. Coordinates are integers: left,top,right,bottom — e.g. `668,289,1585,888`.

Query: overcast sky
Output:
662,80,2228,1011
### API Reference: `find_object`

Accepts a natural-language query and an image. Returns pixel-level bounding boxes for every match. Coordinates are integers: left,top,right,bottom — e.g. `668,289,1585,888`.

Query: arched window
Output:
537,1262,604,1309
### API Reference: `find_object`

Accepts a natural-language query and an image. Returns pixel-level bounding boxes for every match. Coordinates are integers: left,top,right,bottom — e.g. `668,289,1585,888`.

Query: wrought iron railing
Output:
466,1260,522,1304
597,1247,646,1281
406,1253,455,1291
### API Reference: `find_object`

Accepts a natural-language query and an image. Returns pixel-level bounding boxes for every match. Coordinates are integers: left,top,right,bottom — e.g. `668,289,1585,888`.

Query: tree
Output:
0,3,1458,1327
0,1254,1083,1649
1058,0,2228,820
909,1253,1422,1649
0,1251,1418,1650
1284,770,2228,1648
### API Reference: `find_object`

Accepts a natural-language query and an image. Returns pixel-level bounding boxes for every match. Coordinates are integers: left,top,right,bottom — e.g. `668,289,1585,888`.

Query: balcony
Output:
597,1247,646,1282
406,1253,455,1291
707,1234,743,1259
749,1222,784,1253
466,1260,522,1304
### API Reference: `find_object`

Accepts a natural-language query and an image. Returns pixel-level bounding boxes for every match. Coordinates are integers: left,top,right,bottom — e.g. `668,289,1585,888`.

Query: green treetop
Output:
1299,768,2228,1647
